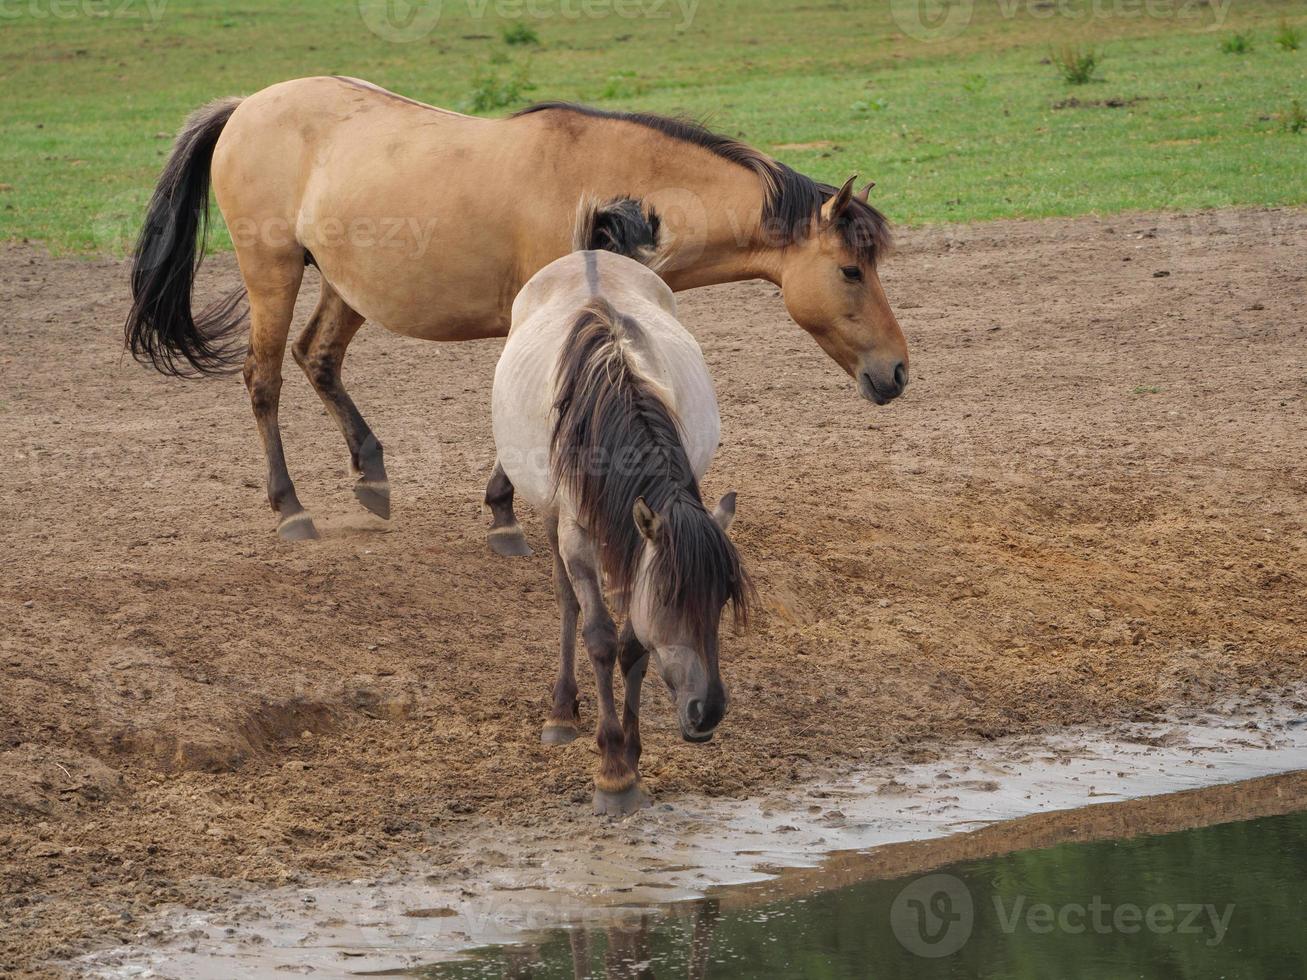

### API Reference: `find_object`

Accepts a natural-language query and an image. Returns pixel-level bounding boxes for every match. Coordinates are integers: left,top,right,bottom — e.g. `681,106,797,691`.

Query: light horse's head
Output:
776,176,909,405
626,491,748,742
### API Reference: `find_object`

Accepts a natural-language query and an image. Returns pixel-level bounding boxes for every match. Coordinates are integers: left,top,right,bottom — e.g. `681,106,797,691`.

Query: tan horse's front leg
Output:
560,521,648,815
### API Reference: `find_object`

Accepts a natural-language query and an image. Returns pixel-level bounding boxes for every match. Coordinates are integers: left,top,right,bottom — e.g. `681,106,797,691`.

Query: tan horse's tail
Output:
125,97,248,377
572,197,664,271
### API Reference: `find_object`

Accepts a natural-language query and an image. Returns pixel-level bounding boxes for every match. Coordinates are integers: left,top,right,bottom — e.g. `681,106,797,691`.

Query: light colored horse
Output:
494,200,749,814
125,76,908,543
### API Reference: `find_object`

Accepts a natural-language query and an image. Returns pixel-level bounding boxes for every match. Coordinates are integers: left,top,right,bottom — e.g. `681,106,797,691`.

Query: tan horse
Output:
125,76,909,543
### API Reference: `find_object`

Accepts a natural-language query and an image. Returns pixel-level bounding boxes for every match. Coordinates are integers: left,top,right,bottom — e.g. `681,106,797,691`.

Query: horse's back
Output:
211,76,524,337
494,252,720,513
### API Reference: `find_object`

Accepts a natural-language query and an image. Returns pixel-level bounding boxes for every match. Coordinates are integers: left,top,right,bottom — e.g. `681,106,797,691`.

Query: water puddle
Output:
76,698,1307,978
425,775,1307,978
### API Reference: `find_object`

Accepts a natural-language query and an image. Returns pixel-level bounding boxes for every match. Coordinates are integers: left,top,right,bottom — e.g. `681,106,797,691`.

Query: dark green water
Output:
421,807,1307,980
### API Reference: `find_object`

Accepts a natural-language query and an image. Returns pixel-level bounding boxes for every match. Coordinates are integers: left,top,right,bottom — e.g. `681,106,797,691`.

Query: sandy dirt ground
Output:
2,208,1305,975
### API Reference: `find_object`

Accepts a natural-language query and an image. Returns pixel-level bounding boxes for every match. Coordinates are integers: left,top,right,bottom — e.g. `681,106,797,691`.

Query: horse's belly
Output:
492,324,558,512
308,244,512,341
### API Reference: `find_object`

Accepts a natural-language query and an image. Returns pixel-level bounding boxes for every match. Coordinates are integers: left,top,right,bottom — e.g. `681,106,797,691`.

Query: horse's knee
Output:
246,375,280,418
299,352,337,393
584,620,619,659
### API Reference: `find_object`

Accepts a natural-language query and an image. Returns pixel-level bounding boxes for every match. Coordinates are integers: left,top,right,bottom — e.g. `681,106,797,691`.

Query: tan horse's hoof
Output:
541,722,578,745
277,512,320,541
593,783,650,816
354,479,391,520
488,524,533,558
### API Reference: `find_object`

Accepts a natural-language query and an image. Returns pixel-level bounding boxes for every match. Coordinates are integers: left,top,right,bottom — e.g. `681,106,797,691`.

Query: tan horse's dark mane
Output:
513,102,892,266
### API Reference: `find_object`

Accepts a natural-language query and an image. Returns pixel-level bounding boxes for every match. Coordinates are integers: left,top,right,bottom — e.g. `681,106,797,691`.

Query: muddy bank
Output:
2,208,1306,974
75,701,1307,977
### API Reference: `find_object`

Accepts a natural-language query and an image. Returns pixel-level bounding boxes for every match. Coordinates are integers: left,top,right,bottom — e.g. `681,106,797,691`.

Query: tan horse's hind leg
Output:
292,280,389,519
241,258,314,540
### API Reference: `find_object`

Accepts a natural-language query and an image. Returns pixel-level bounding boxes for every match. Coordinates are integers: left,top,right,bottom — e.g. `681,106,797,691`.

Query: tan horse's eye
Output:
840,265,863,282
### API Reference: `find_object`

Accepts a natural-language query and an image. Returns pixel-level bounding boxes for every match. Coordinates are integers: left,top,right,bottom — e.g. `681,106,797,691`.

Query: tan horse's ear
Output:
712,491,737,533
633,497,663,543
857,180,876,201
821,175,859,223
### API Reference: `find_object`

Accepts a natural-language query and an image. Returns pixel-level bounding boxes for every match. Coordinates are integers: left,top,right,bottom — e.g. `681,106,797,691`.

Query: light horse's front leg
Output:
617,622,649,782
558,517,650,816
542,515,580,744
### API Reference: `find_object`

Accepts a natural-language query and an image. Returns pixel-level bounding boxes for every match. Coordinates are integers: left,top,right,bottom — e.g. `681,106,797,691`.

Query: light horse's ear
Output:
712,491,737,533
633,497,663,543
821,175,859,224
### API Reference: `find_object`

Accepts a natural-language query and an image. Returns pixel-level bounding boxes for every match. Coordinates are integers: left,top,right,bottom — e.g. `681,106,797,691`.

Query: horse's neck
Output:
593,147,784,289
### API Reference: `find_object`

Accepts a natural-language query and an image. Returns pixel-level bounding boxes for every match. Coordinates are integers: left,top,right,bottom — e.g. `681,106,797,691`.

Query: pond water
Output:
420,803,1307,979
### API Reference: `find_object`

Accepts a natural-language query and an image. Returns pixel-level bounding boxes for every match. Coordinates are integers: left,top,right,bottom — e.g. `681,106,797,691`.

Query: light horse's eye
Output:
840,265,864,283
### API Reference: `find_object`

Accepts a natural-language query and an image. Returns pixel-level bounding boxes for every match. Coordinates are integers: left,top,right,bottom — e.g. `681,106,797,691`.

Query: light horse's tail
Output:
572,196,664,269
125,97,249,377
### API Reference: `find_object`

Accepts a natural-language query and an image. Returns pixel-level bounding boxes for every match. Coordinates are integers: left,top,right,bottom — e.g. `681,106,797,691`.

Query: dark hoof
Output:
277,512,320,541
593,783,650,817
354,479,391,520
541,722,578,746
488,524,533,558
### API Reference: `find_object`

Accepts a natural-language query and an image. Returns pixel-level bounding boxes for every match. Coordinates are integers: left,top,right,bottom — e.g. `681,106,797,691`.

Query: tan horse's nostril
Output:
894,362,909,391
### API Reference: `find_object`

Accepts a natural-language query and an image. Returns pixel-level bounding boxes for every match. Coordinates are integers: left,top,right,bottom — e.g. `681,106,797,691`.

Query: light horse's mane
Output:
515,102,893,267
550,201,751,639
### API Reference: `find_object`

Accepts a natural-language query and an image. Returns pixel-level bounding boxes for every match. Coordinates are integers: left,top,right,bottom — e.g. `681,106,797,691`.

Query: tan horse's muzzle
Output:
857,355,909,405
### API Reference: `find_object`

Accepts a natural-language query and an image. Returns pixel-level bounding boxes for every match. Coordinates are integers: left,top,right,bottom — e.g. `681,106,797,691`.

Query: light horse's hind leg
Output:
542,515,581,744
292,279,389,519
485,462,531,557
242,256,313,540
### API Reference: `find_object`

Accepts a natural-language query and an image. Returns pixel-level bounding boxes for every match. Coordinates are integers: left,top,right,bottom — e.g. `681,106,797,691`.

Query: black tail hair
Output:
125,97,248,377
572,197,662,267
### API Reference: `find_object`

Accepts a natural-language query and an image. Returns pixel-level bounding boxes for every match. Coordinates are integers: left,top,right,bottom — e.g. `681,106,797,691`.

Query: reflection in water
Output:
451,903,719,980
420,772,1307,979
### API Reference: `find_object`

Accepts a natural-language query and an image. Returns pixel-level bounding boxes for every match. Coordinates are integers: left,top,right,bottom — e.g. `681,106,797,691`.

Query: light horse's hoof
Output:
593,783,651,816
541,721,578,745
354,479,391,520
488,524,533,558
277,512,320,541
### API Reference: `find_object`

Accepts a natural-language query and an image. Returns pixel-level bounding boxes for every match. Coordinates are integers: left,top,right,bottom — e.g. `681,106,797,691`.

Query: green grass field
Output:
1,0,1303,254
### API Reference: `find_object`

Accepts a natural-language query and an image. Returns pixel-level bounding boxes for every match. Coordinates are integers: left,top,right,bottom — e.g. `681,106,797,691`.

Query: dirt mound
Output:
1,208,1305,974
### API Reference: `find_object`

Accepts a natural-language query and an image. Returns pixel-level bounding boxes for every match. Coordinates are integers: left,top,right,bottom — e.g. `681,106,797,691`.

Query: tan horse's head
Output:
778,176,909,405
